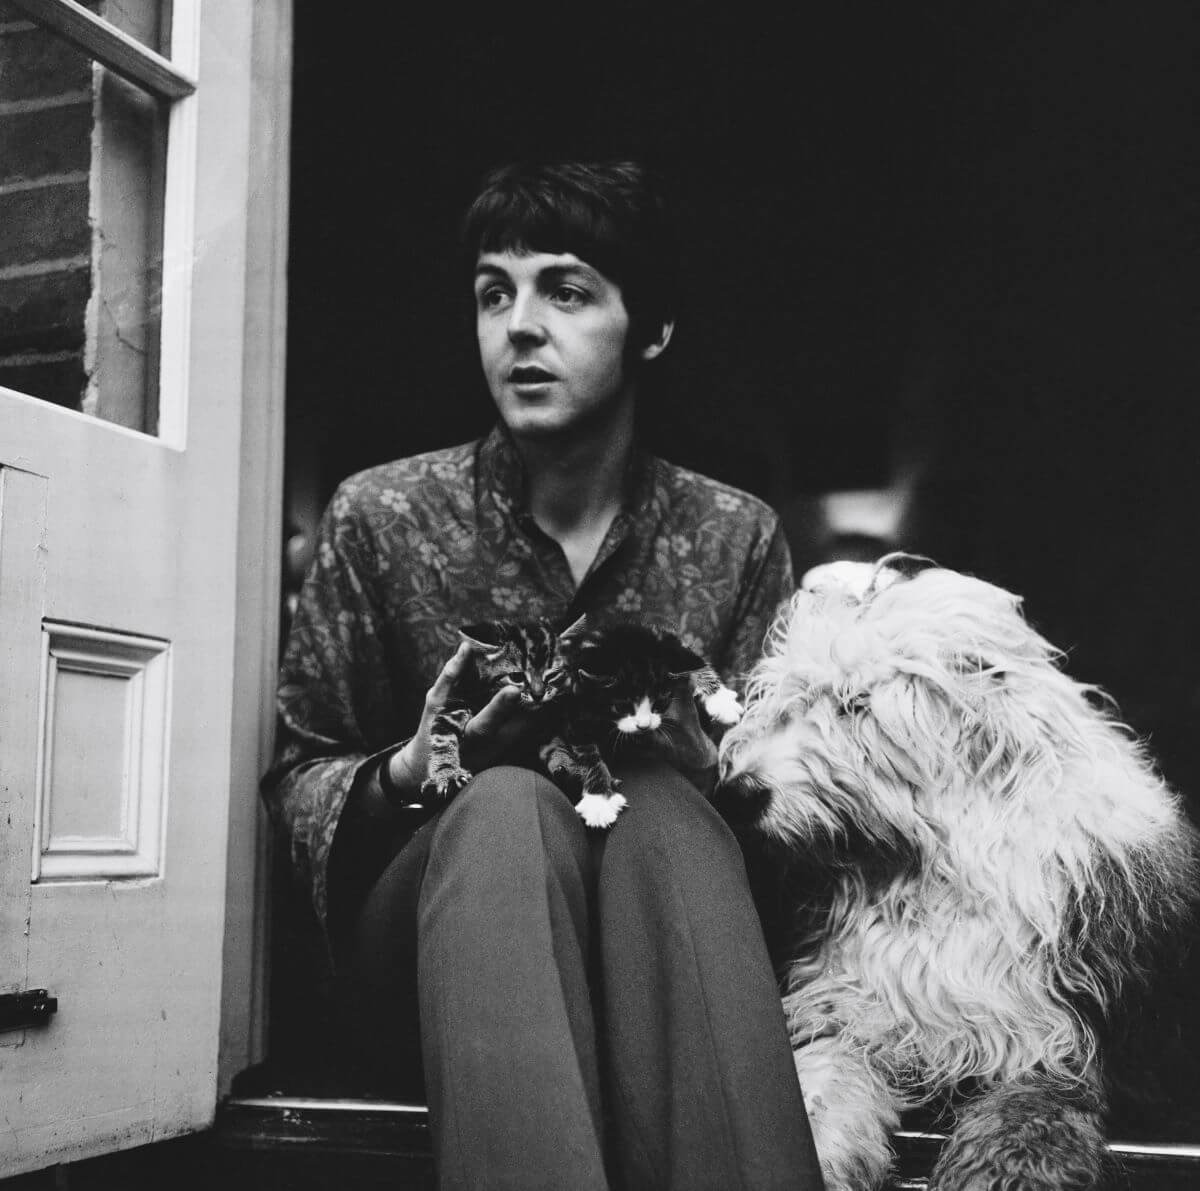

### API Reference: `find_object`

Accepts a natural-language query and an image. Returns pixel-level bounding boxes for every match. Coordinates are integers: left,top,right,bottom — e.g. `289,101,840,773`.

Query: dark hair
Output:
461,160,679,352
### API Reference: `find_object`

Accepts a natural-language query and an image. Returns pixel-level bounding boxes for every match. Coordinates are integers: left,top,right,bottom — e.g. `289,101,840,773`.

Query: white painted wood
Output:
0,0,263,1174
155,0,200,447
0,468,48,1023
34,624,171,881
218,0,292,1095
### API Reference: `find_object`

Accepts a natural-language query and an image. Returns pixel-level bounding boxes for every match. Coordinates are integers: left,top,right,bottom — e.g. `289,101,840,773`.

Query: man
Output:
264,161,823,1189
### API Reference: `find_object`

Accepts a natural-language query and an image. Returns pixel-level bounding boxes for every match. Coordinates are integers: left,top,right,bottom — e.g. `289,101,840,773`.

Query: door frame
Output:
217,0,292,1096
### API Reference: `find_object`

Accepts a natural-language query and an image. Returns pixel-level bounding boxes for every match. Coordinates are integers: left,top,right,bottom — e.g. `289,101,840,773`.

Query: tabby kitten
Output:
542,621,744,828
422,616,585,798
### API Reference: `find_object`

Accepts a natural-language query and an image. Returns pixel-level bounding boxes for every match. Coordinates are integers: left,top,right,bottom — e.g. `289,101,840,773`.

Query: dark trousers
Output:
339,761,823,1191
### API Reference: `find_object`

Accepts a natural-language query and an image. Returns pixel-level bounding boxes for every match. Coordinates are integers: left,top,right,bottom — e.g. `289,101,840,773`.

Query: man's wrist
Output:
378,745,421,805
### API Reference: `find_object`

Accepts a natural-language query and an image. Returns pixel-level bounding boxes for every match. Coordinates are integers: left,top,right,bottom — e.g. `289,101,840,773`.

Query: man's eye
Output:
477,287,510,310
551,286,587,307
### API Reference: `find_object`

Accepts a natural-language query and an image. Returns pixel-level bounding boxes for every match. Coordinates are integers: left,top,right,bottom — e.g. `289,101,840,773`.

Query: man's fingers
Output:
425,641,472,708
465,685,521,739
460,689,536,771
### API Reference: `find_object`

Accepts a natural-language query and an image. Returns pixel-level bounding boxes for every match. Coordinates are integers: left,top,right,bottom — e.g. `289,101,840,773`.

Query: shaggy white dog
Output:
718,556,1197,1190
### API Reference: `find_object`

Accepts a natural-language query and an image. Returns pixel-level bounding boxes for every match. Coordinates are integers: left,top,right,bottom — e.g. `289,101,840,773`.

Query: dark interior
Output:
267,0,1200,1138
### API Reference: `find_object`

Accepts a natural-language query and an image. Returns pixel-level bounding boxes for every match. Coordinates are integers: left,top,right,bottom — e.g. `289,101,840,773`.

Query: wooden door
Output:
0,0,273,1173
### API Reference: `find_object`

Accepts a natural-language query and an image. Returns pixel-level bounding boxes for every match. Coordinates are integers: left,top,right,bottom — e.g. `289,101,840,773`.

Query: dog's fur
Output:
718,556,1198,1190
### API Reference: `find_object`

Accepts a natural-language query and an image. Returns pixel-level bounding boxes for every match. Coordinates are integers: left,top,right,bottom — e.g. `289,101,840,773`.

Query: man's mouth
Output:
509,365,556,384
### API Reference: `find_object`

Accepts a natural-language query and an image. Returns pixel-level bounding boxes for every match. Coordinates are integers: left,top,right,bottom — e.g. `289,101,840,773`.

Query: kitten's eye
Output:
505,672,527,684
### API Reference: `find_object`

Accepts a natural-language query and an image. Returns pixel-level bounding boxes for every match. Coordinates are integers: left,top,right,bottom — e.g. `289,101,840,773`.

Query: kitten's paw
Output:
704,686,744,725
576,792,627,829
421,767,472,800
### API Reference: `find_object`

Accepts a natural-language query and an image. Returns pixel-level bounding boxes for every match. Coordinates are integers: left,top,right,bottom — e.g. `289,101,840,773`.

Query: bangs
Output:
466,186,627,282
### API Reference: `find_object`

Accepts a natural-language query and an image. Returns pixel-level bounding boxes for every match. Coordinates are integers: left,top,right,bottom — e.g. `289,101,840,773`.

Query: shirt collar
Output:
477,422,661,525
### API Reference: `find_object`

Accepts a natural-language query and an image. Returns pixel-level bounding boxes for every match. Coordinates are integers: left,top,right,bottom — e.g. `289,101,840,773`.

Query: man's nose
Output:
506,292,546,343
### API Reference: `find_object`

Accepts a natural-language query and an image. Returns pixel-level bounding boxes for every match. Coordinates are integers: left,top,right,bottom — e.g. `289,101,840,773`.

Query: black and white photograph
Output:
1,3,1197,1189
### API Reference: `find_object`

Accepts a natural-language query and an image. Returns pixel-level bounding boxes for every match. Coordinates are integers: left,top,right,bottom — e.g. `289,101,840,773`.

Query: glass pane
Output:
0,1,170,435
101,0,173,58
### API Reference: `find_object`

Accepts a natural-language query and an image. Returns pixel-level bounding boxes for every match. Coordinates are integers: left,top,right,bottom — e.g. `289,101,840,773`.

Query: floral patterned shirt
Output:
262,425,794,939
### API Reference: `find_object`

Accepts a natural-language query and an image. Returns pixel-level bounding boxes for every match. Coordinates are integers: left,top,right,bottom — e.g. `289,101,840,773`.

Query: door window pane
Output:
0,1,172,435
101,0,172,56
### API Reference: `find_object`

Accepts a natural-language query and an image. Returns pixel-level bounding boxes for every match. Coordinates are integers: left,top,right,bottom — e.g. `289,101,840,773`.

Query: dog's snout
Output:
718,767,764,797
713,767,773,826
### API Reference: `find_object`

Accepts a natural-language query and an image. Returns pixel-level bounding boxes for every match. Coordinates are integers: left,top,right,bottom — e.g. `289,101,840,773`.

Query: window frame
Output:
10,0,195,99
8,0,200,446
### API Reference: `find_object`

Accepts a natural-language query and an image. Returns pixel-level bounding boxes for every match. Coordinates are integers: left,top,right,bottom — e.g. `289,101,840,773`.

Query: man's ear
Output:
639,319,675,362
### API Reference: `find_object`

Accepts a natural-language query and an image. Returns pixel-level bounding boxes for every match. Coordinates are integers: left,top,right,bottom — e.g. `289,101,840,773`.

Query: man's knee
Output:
442,764,569,822
431,765,588,870
605,760,741,868
614,760,722,828
420,767,596,962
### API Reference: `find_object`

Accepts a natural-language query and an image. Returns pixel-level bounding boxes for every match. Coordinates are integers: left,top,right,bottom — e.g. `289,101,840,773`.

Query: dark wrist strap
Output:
376,749,441,830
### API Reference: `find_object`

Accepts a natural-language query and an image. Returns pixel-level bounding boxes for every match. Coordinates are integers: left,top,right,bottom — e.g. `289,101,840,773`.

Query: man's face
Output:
474,250,639,441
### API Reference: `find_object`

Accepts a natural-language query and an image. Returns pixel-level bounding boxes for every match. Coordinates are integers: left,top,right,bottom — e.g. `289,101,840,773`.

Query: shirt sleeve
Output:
260,485,405,936
721,518,796,689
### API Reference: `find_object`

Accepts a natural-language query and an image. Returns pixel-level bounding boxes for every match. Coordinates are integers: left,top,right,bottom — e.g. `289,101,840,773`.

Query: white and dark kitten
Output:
543,620,743,827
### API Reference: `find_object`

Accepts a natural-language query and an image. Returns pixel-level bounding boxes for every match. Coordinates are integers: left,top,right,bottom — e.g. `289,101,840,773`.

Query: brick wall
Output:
0,1,96,410
0,1,165,430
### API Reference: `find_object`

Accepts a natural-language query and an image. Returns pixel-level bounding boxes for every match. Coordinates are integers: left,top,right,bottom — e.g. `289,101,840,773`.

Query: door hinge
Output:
0,989,58,1032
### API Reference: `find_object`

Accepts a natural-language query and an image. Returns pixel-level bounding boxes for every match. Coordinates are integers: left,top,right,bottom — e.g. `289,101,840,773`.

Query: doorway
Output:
271,0,1200,1139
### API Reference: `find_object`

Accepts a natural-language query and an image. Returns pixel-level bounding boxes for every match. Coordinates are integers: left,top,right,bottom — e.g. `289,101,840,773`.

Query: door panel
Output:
0,0,258,1174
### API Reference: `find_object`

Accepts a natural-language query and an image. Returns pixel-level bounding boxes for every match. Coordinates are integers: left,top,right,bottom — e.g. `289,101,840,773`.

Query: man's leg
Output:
417,765,609,1191
337,809,439,1100
598,759,823,1191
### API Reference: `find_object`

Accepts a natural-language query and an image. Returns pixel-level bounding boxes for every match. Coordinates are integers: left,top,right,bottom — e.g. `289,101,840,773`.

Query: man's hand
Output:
385,641,534,795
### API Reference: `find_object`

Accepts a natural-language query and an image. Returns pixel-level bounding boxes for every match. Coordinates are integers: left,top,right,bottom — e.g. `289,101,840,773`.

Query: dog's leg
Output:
794,1037,902,1191
929,1072,1122,1191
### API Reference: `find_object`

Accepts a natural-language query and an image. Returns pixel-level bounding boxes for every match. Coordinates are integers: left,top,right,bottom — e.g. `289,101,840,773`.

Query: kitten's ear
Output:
557,614,588,644
665,640,706,679
574,642,616,687
459,623,505,653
